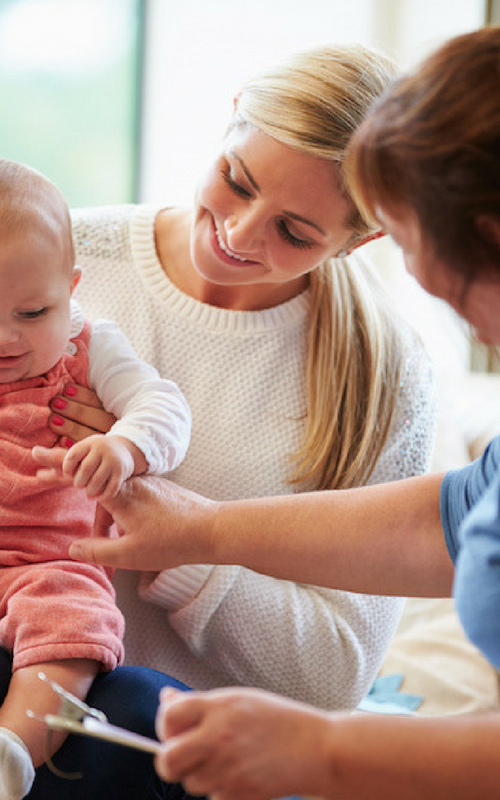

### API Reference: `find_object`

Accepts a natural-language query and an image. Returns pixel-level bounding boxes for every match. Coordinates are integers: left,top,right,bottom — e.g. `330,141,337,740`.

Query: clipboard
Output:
28,672,161,759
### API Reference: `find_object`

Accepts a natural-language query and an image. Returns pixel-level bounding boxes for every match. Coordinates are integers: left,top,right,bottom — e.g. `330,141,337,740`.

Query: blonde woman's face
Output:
191,125,354,299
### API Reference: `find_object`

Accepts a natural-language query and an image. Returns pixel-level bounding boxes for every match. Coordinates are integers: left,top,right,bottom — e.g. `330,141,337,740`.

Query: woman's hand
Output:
67,476,219,571
49,383,116,444
153,686,332,800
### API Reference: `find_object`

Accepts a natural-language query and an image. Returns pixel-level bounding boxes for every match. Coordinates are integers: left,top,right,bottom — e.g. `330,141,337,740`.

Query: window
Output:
0,0,143,206
140,0,487,204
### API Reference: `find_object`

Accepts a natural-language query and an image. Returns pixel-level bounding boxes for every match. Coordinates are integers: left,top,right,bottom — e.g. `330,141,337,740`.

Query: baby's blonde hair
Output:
235,46,404,490
0,159,74,271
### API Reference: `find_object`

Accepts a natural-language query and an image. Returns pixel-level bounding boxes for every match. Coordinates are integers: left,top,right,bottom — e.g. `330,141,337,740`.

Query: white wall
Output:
139,0,486,205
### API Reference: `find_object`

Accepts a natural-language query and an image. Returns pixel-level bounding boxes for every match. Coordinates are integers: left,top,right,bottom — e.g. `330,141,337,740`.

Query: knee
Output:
87,666,190,738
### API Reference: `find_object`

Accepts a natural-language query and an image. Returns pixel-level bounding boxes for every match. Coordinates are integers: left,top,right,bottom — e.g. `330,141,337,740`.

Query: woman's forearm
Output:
156,687,500,800
212,472,452,597
318,710,500,800
71,471,452,598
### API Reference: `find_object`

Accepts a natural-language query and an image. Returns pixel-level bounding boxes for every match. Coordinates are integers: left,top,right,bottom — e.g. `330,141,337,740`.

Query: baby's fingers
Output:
35,467,73,486
63,445,101,487
84,465,121,500
32,445,66,470
32,446,72,486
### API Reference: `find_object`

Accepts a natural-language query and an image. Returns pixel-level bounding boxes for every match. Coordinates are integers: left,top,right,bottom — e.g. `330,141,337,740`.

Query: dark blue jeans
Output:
0,648,203,800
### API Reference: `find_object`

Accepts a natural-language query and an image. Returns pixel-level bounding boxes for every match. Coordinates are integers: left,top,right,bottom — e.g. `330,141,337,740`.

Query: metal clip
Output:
27,672,161,781
34,671,108,723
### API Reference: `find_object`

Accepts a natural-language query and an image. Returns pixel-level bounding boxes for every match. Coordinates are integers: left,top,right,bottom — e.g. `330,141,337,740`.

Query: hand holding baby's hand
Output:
61,435,137,499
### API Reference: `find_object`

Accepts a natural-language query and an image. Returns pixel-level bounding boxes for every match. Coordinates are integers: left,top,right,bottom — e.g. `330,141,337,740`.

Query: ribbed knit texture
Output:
71,204,436,710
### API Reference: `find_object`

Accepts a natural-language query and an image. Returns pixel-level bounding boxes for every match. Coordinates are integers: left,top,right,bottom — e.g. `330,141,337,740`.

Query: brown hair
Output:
346,26,500,282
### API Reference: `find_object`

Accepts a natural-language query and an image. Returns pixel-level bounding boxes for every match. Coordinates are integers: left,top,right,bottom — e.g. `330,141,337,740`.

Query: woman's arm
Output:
154,686,500,800
212,473,450,596
69,473,450,707
70,471,452,598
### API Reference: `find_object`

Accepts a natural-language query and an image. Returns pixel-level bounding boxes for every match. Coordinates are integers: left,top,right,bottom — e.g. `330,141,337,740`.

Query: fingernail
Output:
52,397,67,410
52,415,64,426
69,543,82,560
64,437,74,448
65,385,77,397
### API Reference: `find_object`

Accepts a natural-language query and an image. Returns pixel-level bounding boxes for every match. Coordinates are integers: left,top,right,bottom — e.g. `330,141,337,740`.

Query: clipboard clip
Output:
27,672,161,780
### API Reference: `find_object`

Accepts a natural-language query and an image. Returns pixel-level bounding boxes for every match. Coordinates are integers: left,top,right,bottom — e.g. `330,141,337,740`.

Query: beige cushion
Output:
380,597,500,716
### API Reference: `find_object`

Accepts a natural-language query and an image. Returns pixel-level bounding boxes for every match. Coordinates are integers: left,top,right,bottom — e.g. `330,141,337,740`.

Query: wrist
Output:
197,496,223,564
130,442,148,475
209,498,248,566
111,435,148,476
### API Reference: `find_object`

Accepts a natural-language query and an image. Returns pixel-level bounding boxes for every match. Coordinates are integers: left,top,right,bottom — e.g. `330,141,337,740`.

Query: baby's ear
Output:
71,266,82,294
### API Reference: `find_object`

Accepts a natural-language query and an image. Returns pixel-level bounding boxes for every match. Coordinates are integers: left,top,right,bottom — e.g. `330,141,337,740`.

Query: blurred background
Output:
0,0,499,381
0,0,495,207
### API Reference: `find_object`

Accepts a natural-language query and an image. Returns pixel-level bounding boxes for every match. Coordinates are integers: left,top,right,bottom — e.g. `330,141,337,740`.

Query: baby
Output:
0,159,192,799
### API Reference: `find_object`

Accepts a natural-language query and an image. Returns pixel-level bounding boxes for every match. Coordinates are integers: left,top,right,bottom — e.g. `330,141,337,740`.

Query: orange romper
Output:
0,320,124,672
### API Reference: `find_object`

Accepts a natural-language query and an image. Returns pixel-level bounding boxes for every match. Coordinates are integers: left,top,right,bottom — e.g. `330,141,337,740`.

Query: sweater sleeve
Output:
88,319,191,474
441,435,500,668
140,331,437,710
367,331,437,487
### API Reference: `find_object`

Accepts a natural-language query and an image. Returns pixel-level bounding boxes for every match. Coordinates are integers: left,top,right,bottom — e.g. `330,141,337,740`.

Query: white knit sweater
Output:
72,204,436,710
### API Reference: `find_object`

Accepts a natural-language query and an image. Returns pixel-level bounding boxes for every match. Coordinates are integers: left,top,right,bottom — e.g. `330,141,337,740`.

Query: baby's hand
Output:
61,435,147,500
33,436,147,500
33,445,71,487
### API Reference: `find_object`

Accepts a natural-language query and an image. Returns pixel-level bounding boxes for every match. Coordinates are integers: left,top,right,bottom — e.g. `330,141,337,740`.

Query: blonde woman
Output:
67,29,500,800
34,45,435,799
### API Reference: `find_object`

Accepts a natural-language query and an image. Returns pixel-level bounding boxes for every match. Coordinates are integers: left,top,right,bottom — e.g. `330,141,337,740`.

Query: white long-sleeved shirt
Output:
72,204,436,710
84,309,191,475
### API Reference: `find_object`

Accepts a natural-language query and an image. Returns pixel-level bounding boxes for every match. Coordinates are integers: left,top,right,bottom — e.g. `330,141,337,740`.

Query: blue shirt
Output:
441,434,500,668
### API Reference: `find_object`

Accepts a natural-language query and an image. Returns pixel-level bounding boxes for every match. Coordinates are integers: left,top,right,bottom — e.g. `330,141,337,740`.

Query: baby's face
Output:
0,225,78,383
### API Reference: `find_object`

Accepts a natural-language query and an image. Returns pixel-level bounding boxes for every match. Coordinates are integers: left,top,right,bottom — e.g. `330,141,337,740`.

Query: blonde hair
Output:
0,158,74,270
235,46,405,490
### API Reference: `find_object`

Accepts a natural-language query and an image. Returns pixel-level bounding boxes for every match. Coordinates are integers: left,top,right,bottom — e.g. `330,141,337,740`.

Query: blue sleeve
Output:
440,435,500,669
440,435,500,562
